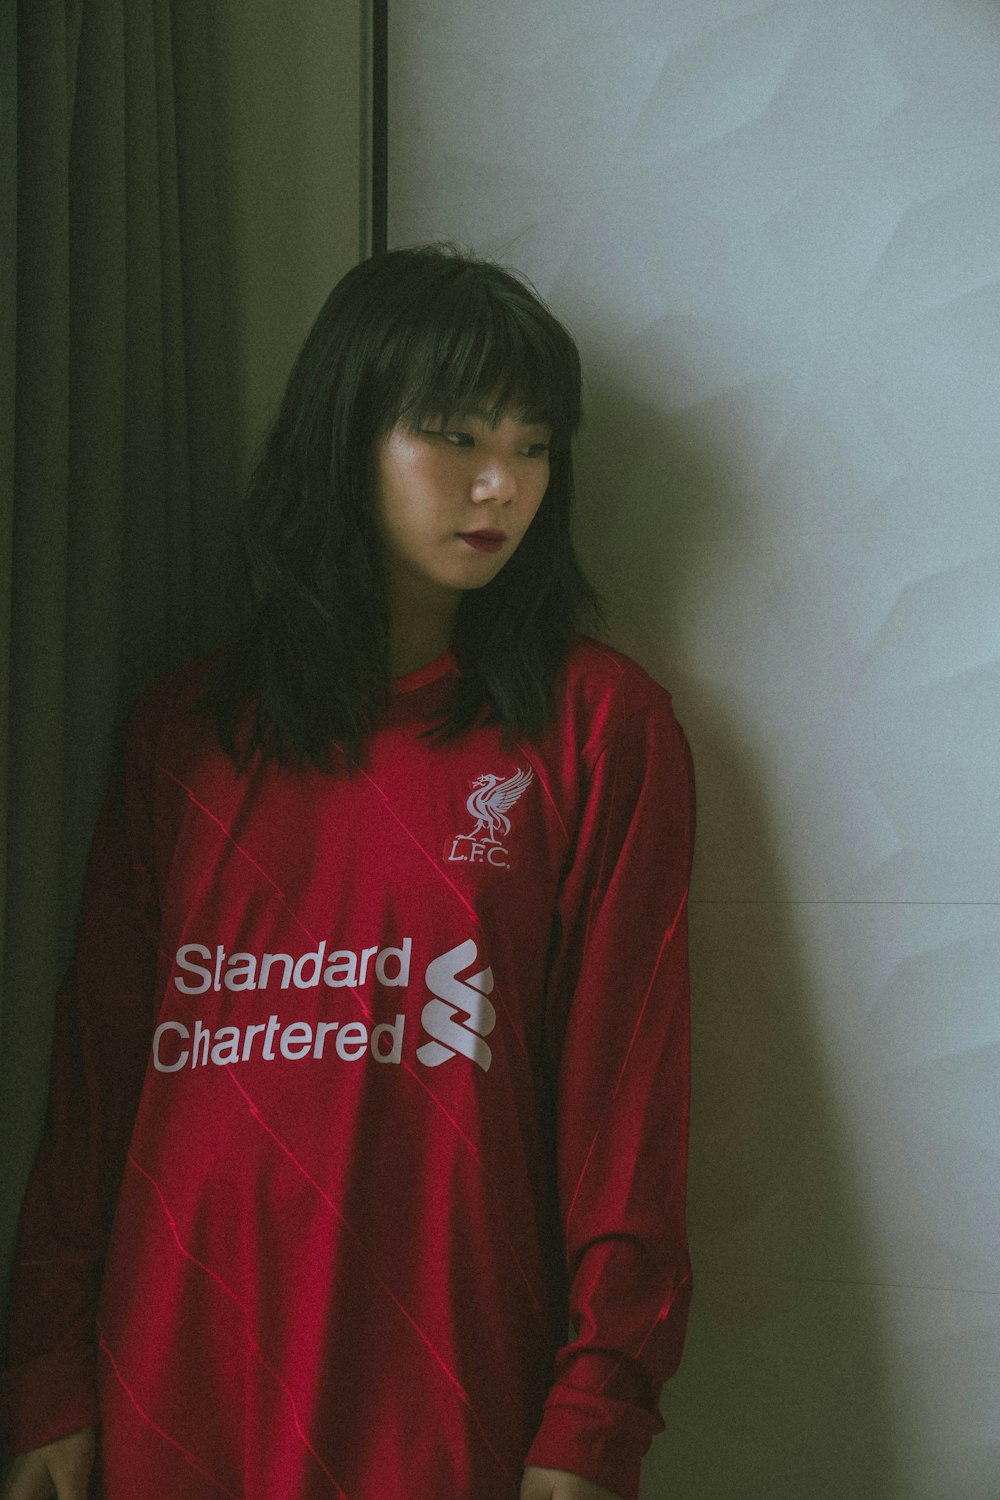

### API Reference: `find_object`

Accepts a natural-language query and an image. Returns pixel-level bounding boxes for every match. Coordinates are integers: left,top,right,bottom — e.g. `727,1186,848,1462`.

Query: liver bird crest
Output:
464,767,534,843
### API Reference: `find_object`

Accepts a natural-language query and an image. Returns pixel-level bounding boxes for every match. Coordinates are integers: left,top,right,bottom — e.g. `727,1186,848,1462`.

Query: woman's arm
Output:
0,700,163,1463
525,691,696,1500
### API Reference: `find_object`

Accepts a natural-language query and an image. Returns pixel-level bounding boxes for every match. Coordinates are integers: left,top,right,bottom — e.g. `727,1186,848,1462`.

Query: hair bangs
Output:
389,271,580,442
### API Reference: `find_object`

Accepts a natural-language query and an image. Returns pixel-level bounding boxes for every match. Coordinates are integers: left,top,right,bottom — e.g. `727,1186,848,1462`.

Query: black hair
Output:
202,242,604,772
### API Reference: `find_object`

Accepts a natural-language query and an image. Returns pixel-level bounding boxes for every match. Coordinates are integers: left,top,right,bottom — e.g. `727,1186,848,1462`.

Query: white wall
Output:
389,3,1000,1495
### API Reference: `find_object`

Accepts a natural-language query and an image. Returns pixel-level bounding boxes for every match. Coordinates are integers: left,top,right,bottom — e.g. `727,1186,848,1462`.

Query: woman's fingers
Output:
47,1428,96,1500
1,1429,96,1500
1,1451,55,1500
50,1443,94,1499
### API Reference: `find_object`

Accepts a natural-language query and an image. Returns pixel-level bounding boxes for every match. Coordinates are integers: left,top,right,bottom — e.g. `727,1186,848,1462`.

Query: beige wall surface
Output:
212,0,368,484
389,3,1000,1496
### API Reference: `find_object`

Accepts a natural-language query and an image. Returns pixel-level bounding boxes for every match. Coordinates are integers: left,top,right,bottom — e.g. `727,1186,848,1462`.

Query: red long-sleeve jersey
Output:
1,635,695,1500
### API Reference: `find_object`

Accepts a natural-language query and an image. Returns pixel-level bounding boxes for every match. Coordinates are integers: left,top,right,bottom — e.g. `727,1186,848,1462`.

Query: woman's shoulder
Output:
125,649,229,751
549,635,686,767
561,634,680,722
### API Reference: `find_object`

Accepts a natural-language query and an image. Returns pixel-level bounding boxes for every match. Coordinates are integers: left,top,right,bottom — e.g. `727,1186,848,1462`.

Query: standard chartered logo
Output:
416,939,496,1072
153,935,497,1074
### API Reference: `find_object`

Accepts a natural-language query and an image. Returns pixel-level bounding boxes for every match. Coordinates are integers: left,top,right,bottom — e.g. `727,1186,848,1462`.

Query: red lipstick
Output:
458,531,506,552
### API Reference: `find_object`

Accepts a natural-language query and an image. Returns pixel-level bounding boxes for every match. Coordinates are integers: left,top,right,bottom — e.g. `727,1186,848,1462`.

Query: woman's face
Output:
374,407,553,610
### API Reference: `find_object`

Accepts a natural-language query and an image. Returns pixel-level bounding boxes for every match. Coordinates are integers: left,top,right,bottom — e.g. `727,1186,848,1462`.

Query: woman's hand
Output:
0,1428,96,1500
520,1465,623,1500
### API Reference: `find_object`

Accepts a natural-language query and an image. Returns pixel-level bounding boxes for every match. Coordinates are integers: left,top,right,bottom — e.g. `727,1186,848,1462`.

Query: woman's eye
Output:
419,428,472,446
421,429,549,456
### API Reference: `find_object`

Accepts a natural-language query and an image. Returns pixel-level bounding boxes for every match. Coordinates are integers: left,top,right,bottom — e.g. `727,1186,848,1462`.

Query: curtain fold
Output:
1,0,242,1303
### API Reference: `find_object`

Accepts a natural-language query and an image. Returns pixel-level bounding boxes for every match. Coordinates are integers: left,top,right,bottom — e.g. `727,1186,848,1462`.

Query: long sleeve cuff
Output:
524,1383,665,1500
0,1346,98,1461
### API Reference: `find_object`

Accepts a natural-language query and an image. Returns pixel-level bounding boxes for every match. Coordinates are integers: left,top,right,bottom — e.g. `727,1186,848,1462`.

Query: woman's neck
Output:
388,603,458,679
390,634,452,679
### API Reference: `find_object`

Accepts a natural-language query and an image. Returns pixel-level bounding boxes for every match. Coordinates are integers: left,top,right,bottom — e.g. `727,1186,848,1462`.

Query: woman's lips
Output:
458,532,506,552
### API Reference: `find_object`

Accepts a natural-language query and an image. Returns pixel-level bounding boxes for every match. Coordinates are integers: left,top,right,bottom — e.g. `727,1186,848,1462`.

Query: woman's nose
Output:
470,458,516,503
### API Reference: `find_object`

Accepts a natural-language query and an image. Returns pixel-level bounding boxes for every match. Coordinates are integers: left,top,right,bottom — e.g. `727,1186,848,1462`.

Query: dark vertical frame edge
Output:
367,0,388,256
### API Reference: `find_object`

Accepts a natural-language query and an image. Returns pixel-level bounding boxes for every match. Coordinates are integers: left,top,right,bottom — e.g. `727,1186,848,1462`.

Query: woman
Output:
1,245,695,1500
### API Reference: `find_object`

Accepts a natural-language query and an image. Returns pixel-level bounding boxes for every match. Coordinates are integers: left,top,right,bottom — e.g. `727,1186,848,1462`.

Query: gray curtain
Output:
1,0,243,1301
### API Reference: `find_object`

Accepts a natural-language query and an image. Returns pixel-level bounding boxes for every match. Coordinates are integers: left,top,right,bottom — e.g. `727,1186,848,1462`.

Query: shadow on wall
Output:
573,373,901,1499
